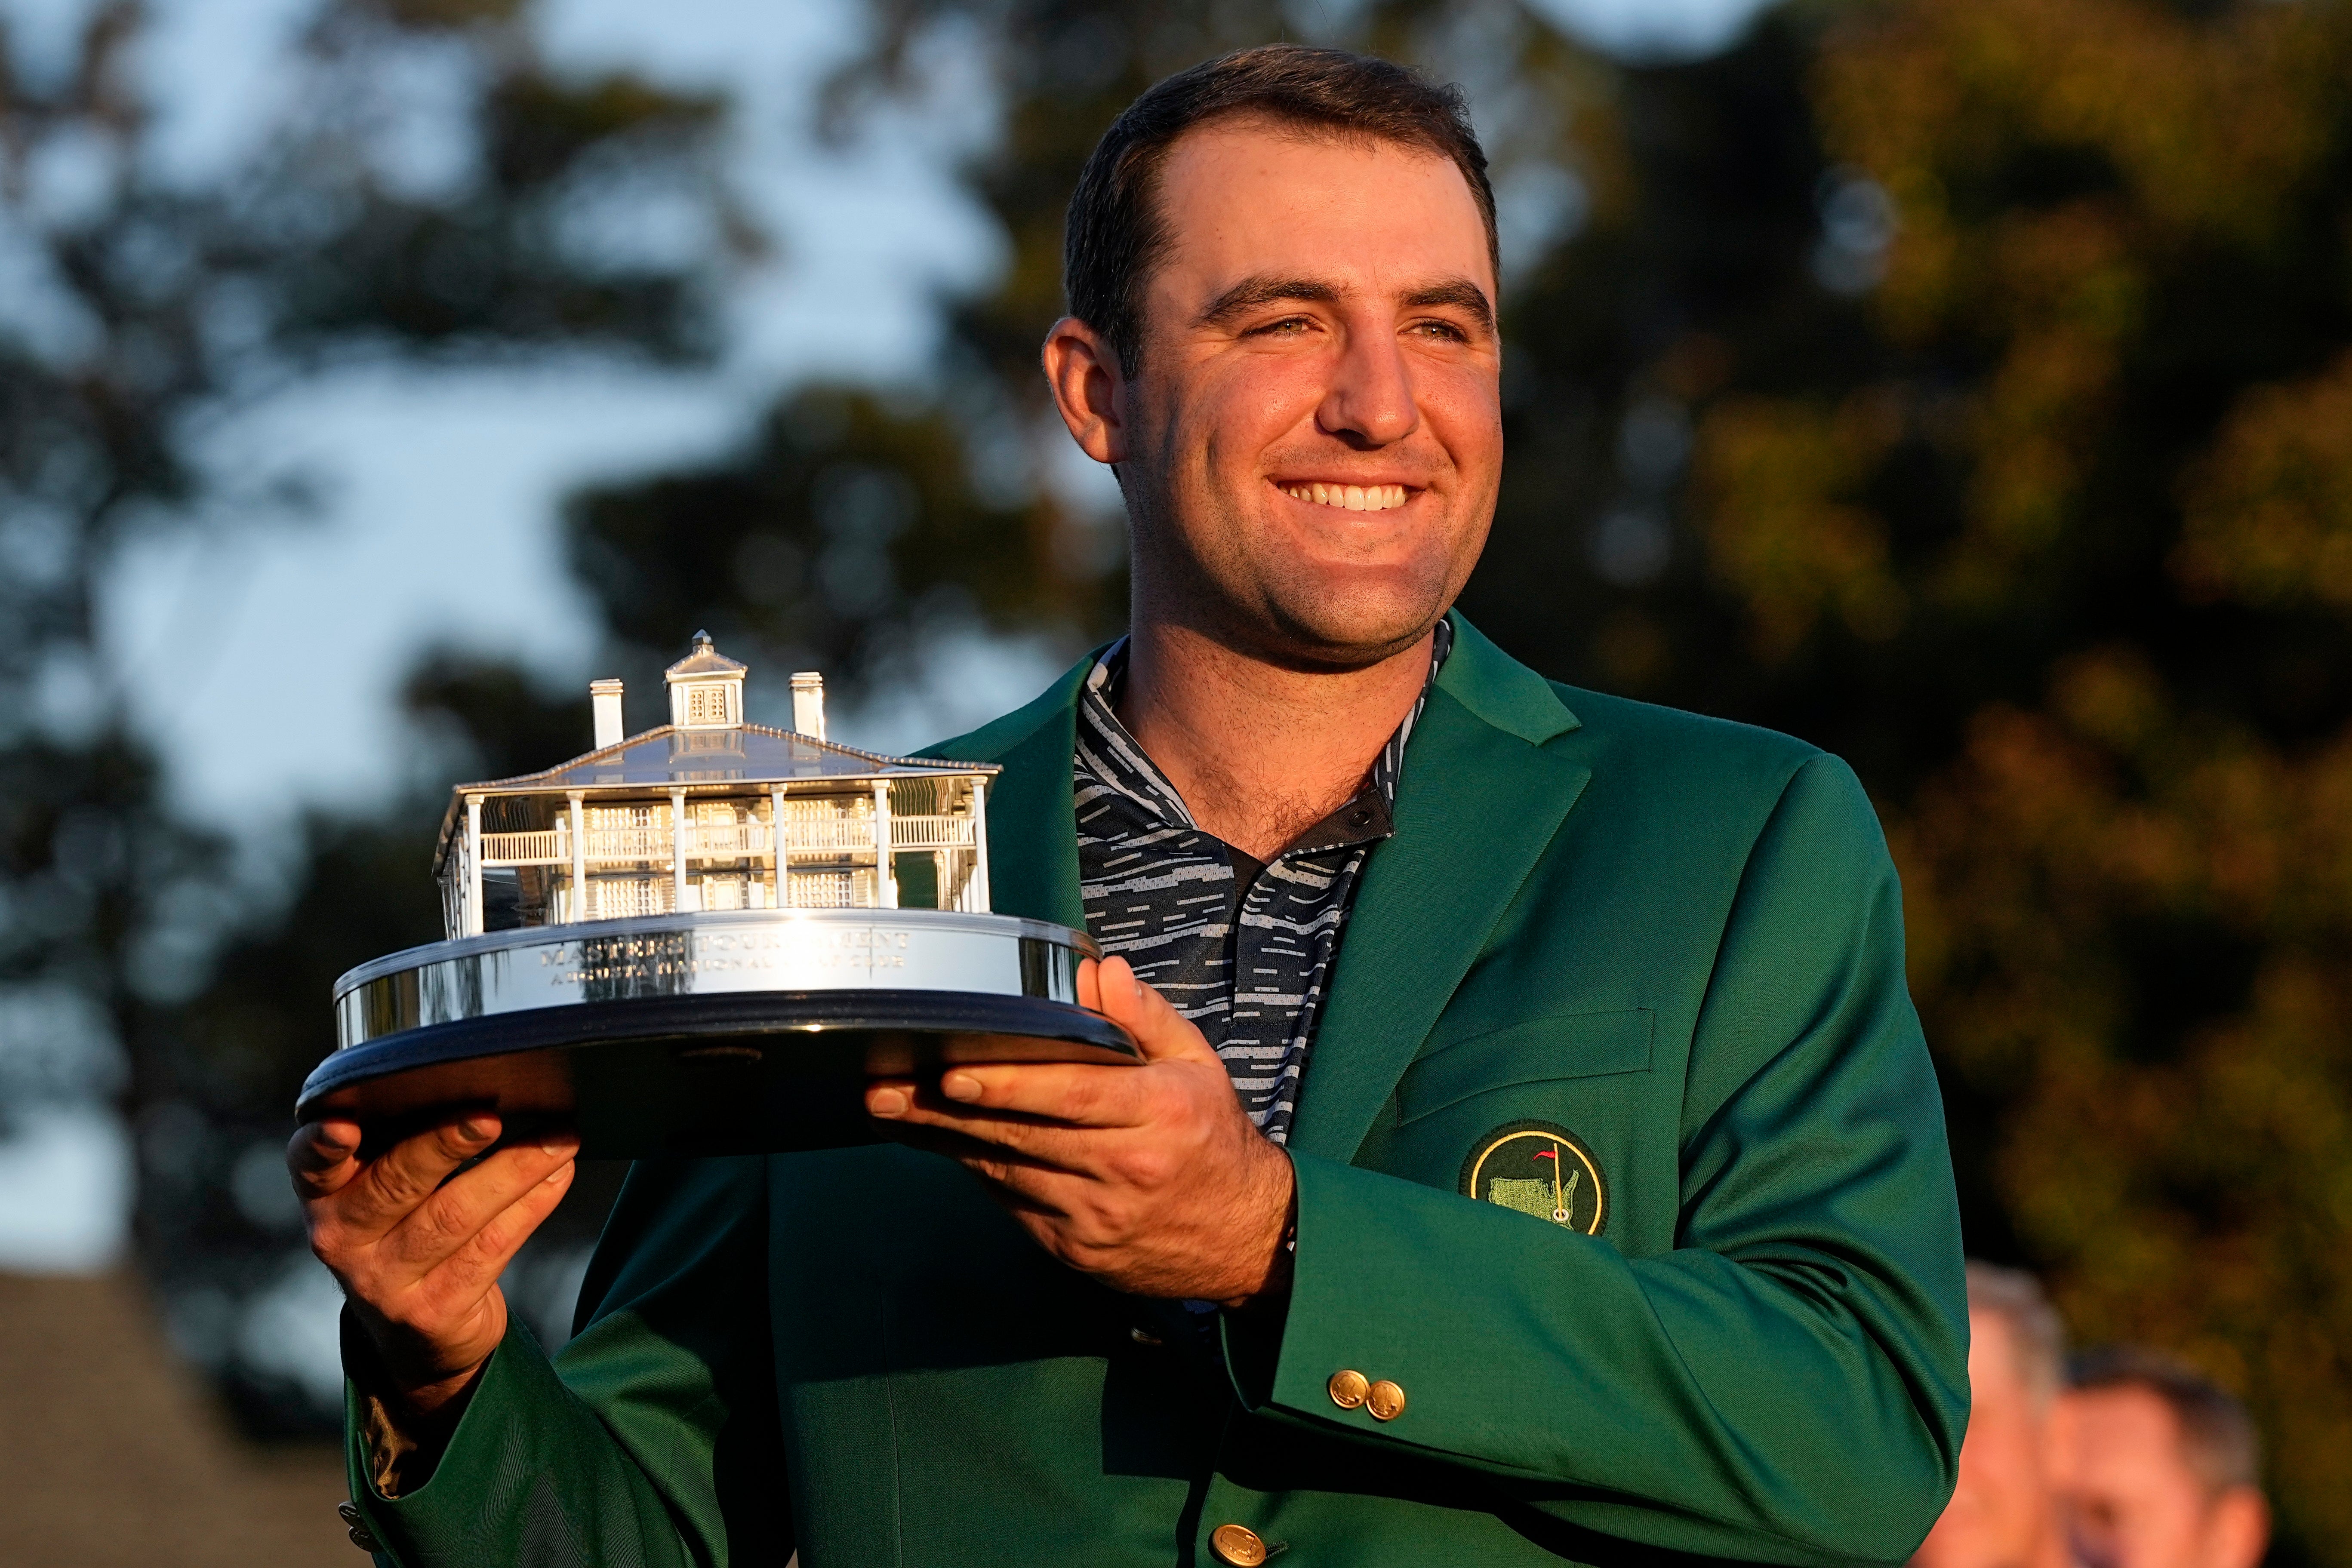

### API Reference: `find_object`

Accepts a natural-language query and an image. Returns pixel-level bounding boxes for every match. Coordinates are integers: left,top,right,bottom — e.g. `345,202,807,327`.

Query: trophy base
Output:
305,909,1135,1158
296,990,1139,1159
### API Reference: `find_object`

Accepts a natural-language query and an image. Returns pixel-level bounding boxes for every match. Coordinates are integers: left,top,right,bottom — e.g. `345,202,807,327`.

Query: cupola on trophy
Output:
299,635,1133,1156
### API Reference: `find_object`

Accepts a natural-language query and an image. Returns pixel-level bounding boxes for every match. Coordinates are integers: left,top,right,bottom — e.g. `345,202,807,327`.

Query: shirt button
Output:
1210,1523,1269,1565
1367,1379,1408,1421
1327,1368,1370,1409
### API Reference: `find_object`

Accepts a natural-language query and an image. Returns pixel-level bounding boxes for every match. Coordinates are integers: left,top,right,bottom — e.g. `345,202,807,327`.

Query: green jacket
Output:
346,613,1967,1567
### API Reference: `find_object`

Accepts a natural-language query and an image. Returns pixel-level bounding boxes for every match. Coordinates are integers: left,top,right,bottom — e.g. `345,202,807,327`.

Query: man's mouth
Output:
1279,481,1411,512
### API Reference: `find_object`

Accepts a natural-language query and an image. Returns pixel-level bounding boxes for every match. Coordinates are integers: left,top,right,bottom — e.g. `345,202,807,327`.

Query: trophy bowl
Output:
300,908,1135,1159
296,635,1136,1159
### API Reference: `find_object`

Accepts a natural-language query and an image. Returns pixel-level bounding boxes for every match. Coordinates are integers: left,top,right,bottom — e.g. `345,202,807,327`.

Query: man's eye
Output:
1253,316,1315,336
1410,320,1469,342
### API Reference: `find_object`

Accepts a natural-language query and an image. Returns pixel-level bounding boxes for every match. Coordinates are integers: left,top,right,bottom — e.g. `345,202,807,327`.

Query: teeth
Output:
1284,483,1410,511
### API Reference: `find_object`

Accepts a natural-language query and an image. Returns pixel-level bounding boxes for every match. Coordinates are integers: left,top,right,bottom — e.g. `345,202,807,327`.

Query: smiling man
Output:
307,46,1967,1568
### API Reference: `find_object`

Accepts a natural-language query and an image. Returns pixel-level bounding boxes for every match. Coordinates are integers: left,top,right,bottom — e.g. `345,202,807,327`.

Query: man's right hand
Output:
290,1113,578,1417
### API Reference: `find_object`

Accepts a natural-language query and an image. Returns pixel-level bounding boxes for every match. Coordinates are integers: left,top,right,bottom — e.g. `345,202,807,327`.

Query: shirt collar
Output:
1076,619,1454,855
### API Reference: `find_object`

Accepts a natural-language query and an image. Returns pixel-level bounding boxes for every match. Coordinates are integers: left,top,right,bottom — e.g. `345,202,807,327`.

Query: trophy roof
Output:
453,723,994,797
429,723,996,876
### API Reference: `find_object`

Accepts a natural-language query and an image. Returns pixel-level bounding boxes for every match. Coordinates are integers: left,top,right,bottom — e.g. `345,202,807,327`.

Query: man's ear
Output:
1041,317,1127,466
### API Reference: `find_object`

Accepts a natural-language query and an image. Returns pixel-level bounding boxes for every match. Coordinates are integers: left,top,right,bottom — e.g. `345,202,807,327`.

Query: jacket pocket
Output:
1394,1008,1654,1125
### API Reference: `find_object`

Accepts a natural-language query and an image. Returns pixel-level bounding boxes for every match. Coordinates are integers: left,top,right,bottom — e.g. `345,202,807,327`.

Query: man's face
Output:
1111,118,1502,667
1914,1312,2062,1568
2053,1387,2267,1568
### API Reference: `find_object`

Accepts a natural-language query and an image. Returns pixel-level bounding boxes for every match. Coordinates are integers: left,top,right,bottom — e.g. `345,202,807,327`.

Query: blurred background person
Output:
2056,1348,2269,1568
1914,1262,2074,1568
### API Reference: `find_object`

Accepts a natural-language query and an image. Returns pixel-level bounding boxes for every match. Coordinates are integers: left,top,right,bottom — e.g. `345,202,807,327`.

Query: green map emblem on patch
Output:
1460,1120,1607,1235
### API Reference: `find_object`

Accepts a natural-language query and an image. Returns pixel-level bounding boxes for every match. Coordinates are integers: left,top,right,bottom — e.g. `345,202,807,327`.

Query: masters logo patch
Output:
1460,1120,1607,1235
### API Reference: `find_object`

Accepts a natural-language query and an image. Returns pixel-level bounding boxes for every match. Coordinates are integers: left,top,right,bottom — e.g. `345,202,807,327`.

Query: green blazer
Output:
346,613,1967,1568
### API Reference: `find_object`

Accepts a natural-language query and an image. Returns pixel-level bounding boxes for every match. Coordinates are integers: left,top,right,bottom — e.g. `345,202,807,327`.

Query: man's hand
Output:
290,1113,579,1416
865,956,1295,1304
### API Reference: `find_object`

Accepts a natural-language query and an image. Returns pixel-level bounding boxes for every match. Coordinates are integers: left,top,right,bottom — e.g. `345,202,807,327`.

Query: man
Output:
2054,1350,2269,1568
296,45,1968,1566
1914,1264,2074,1568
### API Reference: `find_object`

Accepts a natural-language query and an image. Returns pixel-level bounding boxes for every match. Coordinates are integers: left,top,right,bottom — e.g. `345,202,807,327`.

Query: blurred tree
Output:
0,0,740,1428
1784,0,2352,1550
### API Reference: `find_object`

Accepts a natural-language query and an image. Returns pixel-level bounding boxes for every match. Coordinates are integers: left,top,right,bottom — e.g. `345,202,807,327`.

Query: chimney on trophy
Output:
791,671,826,741
591,679,625,749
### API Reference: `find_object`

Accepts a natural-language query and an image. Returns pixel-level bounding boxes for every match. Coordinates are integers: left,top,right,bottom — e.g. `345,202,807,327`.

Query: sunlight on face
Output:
1121,118,1502,666
1914,1311,2066,1568
2053,1388,2268,1568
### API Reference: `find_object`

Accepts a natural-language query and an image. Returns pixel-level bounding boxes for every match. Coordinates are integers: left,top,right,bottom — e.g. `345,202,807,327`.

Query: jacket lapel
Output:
929,655,1093,931
1287,615,1590,1164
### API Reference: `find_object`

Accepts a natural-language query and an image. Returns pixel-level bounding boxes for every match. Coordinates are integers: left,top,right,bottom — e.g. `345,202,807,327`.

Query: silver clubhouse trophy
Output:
298,634,1135,1157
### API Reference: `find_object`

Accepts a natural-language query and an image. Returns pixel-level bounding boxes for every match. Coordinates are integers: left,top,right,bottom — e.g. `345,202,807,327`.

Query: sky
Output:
1,0,1776,1273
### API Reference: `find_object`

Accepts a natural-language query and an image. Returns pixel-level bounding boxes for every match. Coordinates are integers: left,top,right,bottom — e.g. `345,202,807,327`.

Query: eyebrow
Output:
1400,279,1497,334
1193,274,1497,335
1195,276,1340,328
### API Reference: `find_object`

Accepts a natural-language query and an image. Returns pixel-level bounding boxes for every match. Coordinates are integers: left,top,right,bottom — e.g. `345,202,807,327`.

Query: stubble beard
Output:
1119,454,1475,674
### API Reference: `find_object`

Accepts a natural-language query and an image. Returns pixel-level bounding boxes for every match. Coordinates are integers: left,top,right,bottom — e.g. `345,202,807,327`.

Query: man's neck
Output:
1116,620,1438,863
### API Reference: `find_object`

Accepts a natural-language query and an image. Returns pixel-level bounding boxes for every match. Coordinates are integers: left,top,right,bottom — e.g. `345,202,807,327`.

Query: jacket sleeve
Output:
1233,753,1969,1567
345,1155,785,1568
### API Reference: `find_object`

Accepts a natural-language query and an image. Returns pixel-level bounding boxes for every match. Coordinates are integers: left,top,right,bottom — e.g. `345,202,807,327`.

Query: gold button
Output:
1327,1368,1370,1409
1366,1379,1407,1421
1210,1522,1268,1566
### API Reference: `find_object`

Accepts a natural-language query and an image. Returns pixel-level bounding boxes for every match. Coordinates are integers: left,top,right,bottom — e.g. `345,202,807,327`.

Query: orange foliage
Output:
2178,353,2352,611
1693,0,2352,1544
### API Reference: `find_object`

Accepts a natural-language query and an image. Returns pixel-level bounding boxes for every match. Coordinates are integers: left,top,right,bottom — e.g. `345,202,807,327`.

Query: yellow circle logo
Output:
1460,1120,1607,1235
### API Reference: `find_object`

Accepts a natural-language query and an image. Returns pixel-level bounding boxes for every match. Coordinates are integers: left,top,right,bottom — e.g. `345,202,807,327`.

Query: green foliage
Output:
566,386,1124,707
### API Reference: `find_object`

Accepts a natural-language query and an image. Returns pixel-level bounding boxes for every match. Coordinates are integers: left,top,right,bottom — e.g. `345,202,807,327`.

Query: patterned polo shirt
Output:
1073,620,1453,1144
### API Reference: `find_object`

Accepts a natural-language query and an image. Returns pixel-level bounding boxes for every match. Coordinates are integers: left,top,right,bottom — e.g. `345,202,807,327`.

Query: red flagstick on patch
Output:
1533,1149,1558,1161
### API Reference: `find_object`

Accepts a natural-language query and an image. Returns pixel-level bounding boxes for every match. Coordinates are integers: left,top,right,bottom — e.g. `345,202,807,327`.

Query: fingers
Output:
287,1119,363,1199
1095,956,1222,1068
931,1061,1157,1126
326,1115,505,1239
1077,956,1102,1012
406,1158,577,1321
867,1079,1098,1166
375,1134,581,1279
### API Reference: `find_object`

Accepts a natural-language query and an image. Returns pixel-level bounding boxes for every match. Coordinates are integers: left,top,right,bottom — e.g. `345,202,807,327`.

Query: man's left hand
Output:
865,956,1294,1304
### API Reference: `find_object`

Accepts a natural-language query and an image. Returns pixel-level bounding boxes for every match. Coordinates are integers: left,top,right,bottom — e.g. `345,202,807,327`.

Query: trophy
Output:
297,633,1134,1156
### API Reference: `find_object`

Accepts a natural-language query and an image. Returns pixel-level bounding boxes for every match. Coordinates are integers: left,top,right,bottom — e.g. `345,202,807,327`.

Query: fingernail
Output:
543,1164,570,1184
868,1088,907,1118
540,1137,577,1157
461,1116,498,1141
942,1072,982,1102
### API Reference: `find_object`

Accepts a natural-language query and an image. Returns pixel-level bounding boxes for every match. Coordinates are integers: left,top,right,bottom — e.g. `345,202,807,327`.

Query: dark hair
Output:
1063,44,1497,374
2071,1345,2263,1494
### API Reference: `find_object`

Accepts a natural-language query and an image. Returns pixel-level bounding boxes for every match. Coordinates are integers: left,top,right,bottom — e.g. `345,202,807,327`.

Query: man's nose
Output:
1317,327,1420,447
